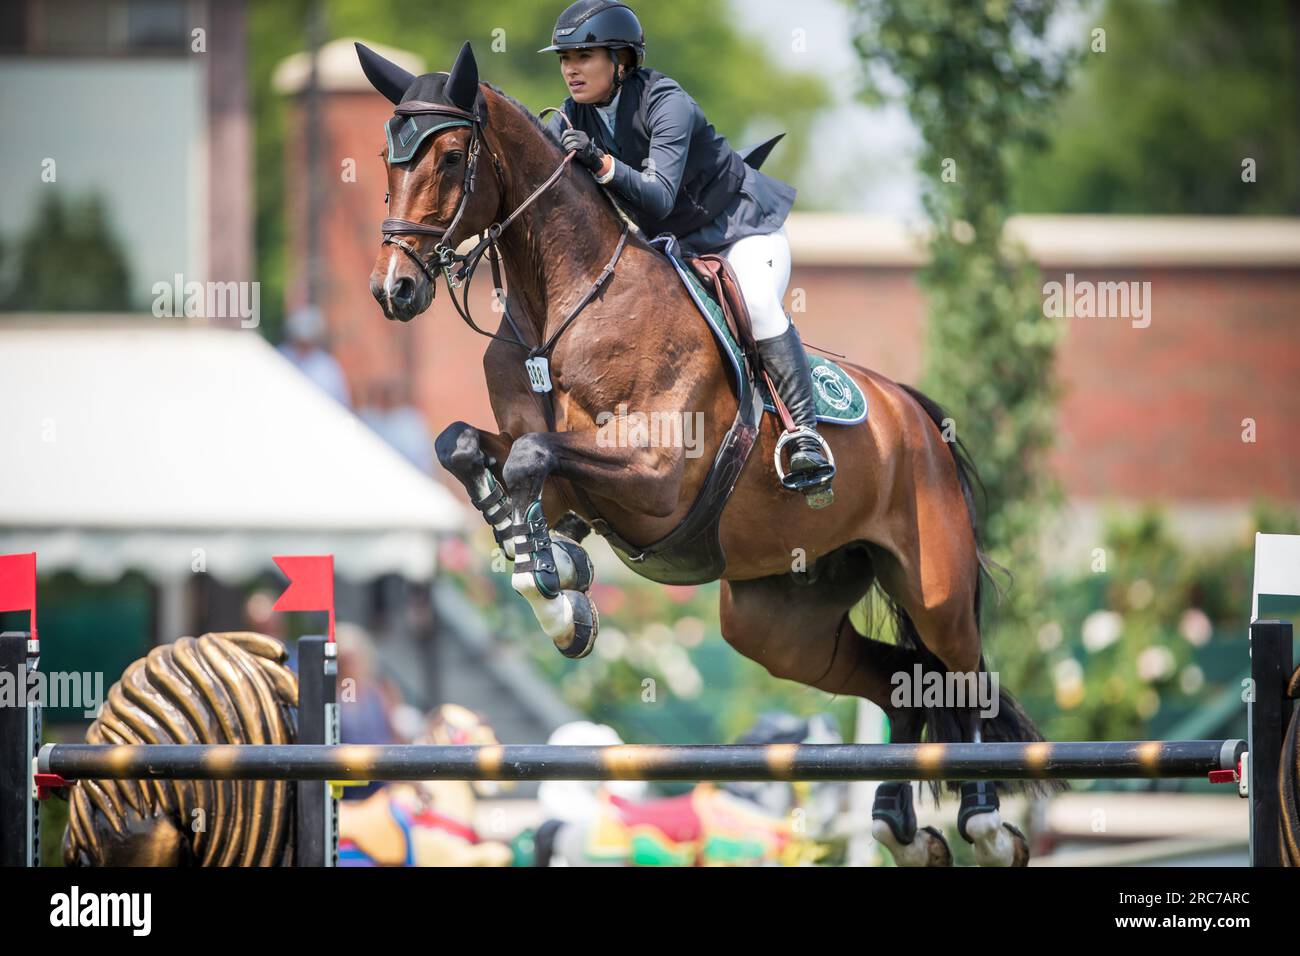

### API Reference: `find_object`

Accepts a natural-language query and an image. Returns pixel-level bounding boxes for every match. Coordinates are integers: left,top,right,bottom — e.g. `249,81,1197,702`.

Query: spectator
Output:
359,378,434,472
278,304,351,407
335,622,405,800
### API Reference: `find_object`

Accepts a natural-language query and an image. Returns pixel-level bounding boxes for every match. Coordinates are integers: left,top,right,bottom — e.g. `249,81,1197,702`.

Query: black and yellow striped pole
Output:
39,738,1244,783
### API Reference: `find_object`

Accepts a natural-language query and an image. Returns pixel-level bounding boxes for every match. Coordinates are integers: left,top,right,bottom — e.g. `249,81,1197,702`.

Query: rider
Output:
539,0,834,491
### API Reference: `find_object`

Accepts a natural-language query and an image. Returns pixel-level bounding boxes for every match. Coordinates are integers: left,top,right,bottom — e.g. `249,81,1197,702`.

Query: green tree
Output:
843,0,1076,699
1014,0,1300,214
0,192,132,312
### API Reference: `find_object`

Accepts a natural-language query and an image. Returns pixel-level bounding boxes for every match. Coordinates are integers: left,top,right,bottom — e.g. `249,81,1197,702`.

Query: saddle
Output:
687,254,763,382
676,244,868,427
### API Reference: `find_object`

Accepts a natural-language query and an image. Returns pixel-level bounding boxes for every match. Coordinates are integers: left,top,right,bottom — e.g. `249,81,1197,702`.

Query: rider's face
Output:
558,48,620,104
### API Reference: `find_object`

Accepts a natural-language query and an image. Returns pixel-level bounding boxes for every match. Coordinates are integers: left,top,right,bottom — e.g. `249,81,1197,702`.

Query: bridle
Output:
380,98,630,374
380,100,494,288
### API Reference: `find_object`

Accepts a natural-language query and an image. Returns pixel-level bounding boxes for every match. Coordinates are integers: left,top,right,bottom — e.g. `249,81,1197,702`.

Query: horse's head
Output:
357,41,505,322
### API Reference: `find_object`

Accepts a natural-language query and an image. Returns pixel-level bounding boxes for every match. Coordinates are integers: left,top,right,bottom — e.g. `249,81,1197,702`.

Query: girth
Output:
569,384,763,586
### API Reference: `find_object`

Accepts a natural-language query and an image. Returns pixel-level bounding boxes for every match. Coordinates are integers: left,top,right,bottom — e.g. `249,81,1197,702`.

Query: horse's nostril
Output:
391,276,415,306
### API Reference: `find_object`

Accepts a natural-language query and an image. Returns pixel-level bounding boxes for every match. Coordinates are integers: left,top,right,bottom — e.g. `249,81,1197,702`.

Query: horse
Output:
62,632,298,867
358,40,1045,866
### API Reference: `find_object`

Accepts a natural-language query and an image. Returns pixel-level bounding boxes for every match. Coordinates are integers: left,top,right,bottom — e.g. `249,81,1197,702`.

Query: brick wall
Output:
1045,267,1300,502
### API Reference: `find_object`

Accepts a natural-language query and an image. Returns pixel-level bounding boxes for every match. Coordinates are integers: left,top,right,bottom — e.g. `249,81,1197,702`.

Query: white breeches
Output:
721,223,792,341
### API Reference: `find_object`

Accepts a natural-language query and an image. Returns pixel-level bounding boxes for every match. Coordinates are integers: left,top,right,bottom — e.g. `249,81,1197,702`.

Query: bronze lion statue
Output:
64,632,299,866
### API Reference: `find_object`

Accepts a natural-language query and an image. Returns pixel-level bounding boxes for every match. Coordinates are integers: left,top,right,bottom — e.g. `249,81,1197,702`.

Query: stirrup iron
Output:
774,426,836,507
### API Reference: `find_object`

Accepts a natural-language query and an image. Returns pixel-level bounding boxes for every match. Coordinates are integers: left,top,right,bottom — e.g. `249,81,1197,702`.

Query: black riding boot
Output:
756,322,835,493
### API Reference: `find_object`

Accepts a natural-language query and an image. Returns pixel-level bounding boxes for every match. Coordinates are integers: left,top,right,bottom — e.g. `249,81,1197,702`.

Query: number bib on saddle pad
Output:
649,235,868,426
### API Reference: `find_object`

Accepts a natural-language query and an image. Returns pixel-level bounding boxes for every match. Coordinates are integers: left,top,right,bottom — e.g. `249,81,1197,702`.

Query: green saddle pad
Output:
657,242,868,425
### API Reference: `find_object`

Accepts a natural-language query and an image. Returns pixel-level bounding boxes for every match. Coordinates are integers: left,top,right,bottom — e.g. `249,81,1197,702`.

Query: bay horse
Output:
358,41,1045,866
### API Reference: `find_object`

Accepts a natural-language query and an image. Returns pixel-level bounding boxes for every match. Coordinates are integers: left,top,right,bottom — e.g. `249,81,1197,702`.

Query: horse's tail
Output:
884,383,1057,799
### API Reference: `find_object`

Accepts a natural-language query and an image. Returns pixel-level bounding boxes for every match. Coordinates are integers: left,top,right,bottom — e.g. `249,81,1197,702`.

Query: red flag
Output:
272,555,335,641
0,552,37,641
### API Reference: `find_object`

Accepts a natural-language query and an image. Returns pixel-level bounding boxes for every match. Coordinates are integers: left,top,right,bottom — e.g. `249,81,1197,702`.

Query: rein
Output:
381,100,630,370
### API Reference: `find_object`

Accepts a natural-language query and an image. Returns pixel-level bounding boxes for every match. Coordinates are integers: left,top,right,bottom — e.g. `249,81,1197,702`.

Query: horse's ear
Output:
355,42,415,105
445,41,479,113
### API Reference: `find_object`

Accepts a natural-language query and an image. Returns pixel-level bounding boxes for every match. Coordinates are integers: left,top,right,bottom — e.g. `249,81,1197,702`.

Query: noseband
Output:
381,100,630,368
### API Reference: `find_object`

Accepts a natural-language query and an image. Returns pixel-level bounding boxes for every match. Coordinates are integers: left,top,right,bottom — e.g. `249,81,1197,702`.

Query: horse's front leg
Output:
436,421,597,630
435,421,518,557
502,429,683,659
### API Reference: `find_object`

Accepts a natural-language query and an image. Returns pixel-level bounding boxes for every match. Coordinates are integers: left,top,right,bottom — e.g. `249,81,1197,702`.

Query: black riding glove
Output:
561,128,607,172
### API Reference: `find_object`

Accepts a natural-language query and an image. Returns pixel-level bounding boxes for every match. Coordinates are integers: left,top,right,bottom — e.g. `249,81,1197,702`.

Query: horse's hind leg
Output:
871,542,1033,867
869,708,954,868
718,545,953,866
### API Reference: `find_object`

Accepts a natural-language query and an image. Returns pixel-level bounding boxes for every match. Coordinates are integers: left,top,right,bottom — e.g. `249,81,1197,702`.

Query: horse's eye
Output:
444,151,463,168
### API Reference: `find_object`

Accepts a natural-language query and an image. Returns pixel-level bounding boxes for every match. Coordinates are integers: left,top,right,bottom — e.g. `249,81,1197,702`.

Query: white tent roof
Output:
0,319,469,582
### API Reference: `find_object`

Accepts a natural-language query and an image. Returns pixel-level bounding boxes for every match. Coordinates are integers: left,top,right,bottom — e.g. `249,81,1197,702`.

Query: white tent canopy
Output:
0,319,468,584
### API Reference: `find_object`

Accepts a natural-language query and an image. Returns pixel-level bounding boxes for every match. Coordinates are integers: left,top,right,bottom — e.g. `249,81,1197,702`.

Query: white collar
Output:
596,88,621,117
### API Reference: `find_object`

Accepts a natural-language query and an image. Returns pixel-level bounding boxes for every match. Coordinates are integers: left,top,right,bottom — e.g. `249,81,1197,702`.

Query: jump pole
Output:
37,738,1244,783
10,545,1298,867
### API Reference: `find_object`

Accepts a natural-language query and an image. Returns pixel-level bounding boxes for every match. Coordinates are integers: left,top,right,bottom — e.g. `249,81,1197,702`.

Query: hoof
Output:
962,810,1030,867
1003,822,1031,867
872,820,952,868
917,826,953,867
957,780,1028,866
552,535,594,592
871,782,950,866
553,590,599,659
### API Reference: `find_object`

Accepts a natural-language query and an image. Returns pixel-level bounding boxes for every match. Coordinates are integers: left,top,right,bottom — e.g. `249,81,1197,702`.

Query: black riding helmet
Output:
538,0,645,104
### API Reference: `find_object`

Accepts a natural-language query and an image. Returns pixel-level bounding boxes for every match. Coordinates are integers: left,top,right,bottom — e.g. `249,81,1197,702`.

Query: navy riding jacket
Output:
544,67,796,255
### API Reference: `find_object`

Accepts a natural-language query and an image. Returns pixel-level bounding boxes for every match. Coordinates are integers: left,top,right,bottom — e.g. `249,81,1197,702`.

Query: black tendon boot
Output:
756,323,836,506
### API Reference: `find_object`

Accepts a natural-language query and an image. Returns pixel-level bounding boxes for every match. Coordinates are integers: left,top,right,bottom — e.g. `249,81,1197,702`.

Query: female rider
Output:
539,0,835,492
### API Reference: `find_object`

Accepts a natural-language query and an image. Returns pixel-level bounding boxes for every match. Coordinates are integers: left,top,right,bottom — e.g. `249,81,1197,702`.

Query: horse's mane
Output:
65,632,298,866
482,81,560,145
481,80,630,230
